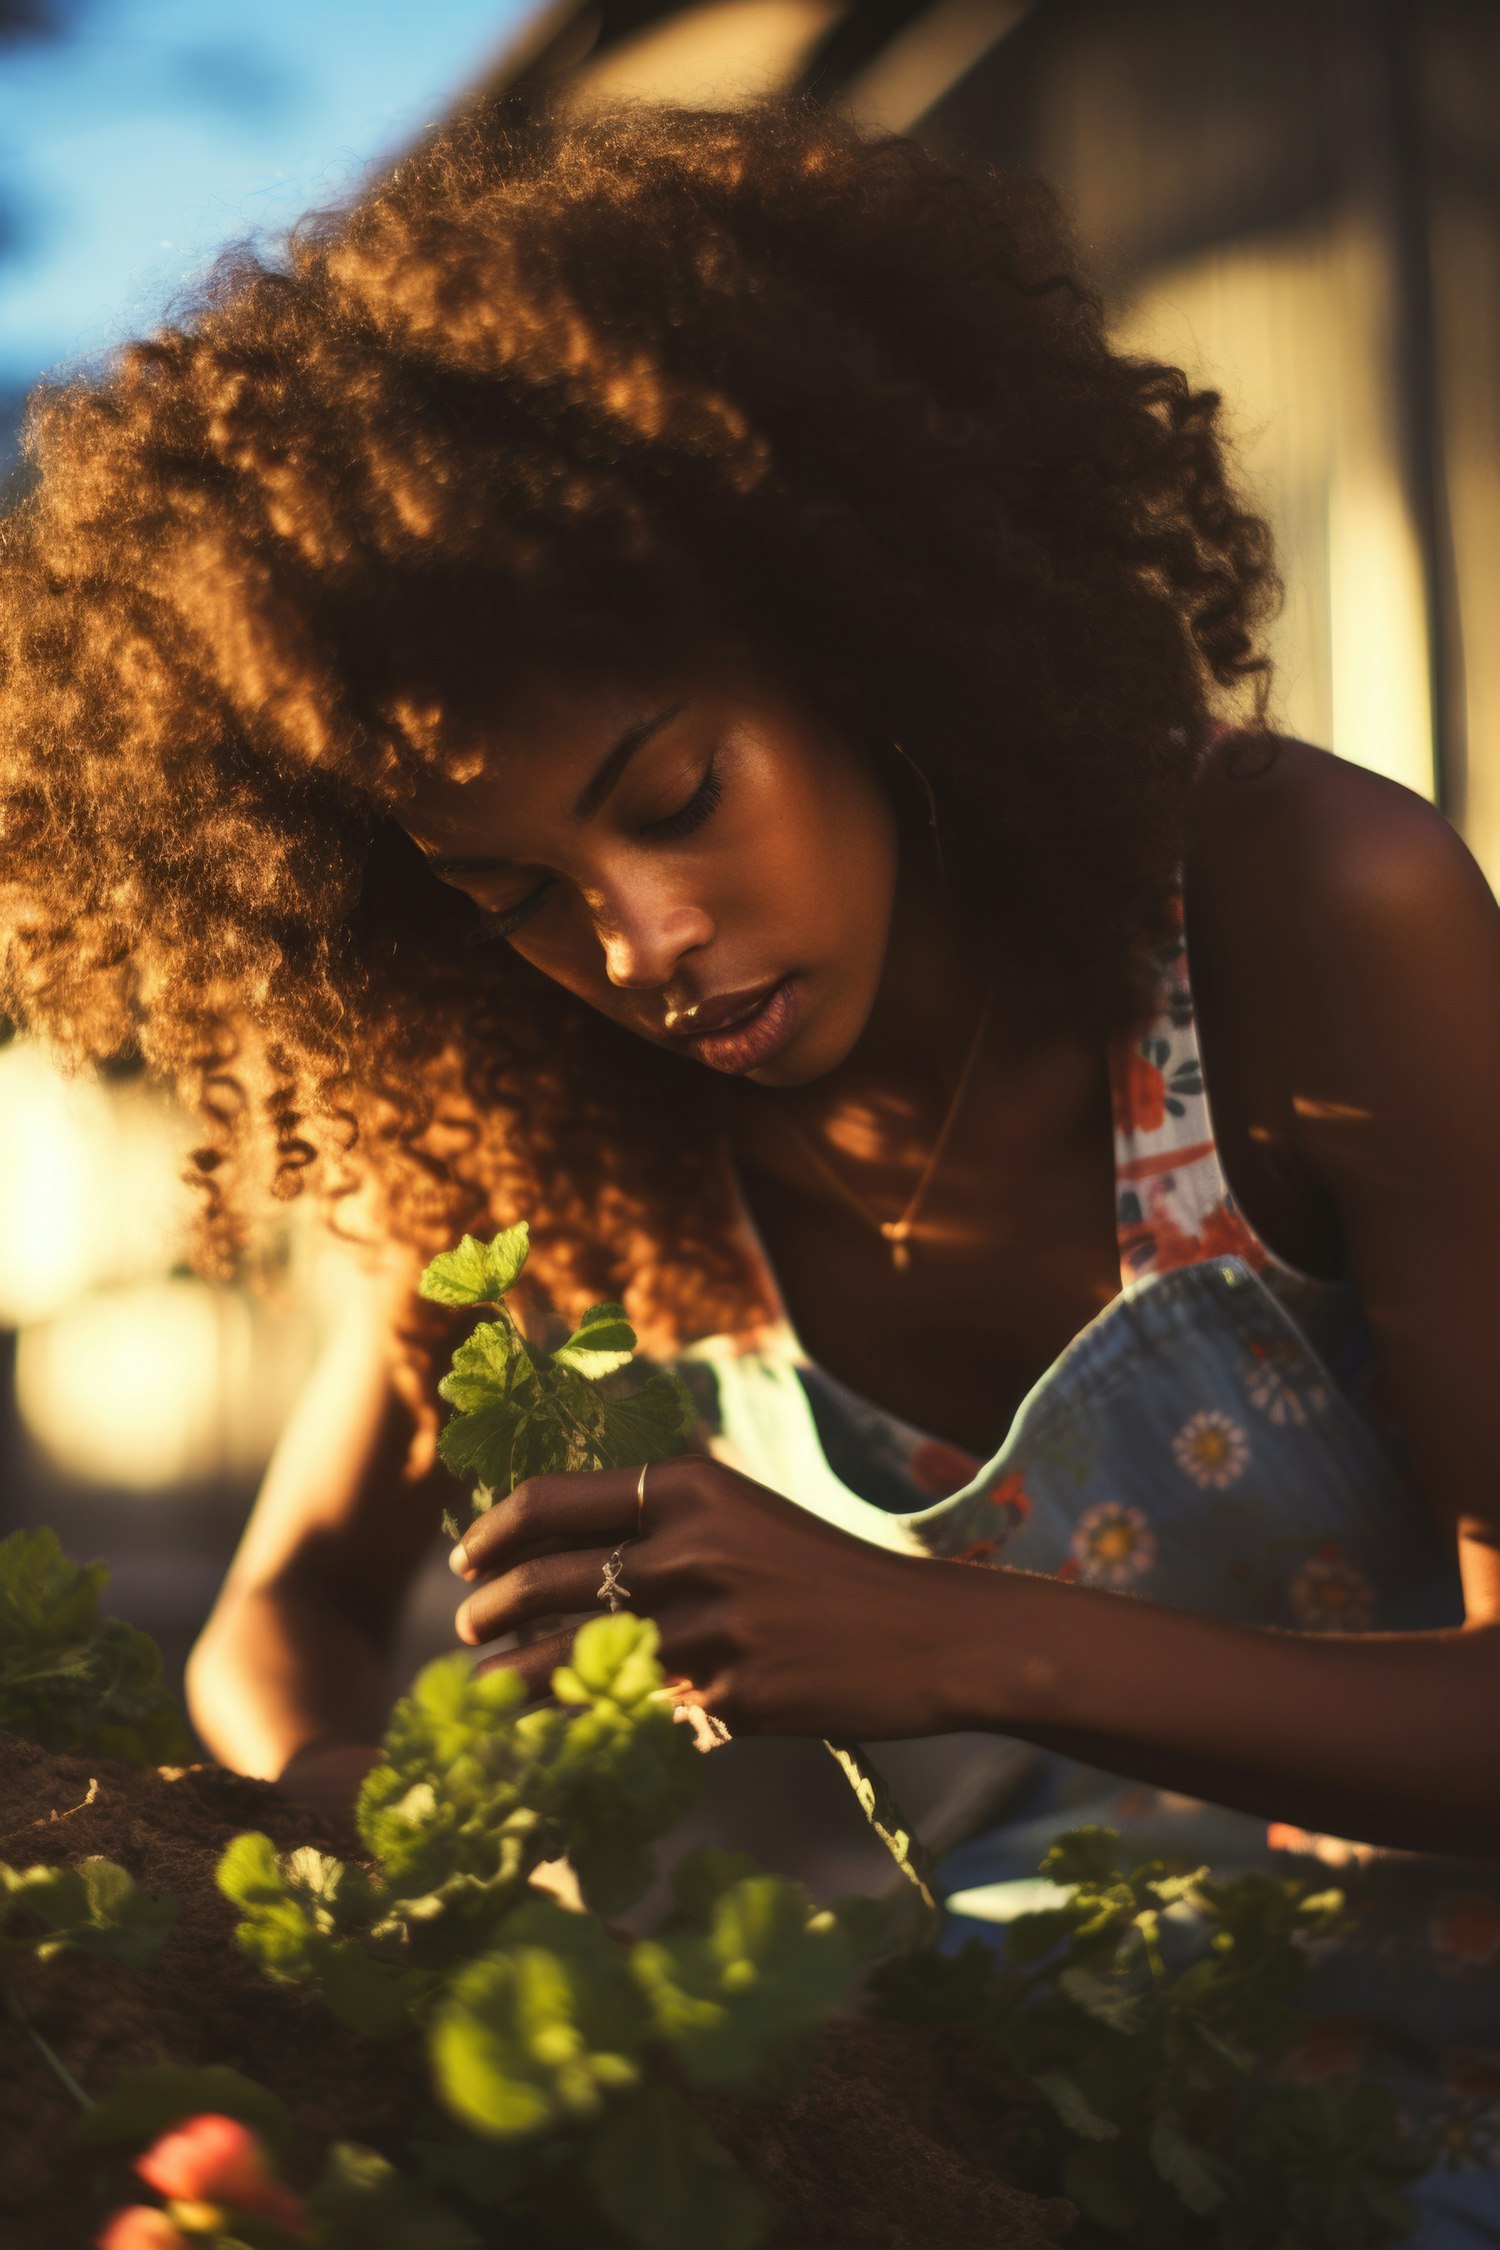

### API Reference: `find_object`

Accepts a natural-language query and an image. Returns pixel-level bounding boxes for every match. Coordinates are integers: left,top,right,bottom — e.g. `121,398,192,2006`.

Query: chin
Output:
753,990,865,1086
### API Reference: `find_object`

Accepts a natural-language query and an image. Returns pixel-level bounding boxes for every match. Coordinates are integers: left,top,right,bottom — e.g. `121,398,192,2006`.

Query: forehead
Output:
401,662,670,839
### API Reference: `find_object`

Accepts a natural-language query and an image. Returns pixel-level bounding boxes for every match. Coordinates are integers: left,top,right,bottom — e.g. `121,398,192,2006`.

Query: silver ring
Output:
597,1545,630,1612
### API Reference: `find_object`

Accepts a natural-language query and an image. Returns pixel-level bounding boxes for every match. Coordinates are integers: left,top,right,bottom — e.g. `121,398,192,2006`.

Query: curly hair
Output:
0,94,1279,1466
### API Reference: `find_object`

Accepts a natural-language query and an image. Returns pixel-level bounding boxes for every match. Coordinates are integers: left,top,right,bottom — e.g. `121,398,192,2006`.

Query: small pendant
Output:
881,1220,912,1274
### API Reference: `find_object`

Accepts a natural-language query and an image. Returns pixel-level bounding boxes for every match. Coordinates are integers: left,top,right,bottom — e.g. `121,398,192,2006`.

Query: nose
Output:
596,887,714,992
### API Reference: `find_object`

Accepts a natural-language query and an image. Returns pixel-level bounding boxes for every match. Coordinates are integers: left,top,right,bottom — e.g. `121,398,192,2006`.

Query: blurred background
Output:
0,0,1495,1703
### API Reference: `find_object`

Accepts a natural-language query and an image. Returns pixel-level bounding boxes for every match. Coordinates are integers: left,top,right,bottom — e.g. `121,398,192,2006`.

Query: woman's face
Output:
399,647,902,1086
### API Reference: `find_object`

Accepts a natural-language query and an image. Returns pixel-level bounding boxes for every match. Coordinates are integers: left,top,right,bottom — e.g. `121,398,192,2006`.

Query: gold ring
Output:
635,1461,648,1539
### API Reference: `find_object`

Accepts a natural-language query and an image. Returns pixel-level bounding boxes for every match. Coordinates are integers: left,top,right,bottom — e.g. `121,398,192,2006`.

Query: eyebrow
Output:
422,700,688,878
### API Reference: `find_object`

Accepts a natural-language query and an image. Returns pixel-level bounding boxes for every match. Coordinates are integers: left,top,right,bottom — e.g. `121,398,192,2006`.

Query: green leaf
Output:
1148,2107,1226,2215
553,1301,637,1379
438,1321,535,1410
630,1874,859,2094
594,1370,698,1469
430,1905,645,2140
217,1832,287,1909
1037,1827,1124,1888
1032,2069,1120,2141
76,2063,295,2161
509,1401,569,1487
217,1830,415,2028
0,1526,193,1765
585,2080,769,2250
310,2141,482,2249
1,1856,177,1965
316,1941,420,2037
419,1225,530,1307
1057,1962,1142,2032
436,1397,530,1485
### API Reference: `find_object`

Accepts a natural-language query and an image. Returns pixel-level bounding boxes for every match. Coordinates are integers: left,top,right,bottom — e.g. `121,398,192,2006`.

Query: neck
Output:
728,855,1022,1174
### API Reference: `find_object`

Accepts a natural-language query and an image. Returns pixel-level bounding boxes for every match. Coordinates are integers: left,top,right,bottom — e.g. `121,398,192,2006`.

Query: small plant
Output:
417,1222,697,1540
869,1826,1431,2246
418,1223,943,1912
215,1613,874,2250
0,1525,193,1765
1,1853,178,2118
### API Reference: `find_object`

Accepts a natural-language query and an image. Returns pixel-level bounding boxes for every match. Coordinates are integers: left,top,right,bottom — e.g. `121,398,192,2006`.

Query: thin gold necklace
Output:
779,987,996,1273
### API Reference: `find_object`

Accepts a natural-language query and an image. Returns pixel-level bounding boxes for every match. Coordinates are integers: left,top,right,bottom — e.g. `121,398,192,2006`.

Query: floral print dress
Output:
668,891,1500,2244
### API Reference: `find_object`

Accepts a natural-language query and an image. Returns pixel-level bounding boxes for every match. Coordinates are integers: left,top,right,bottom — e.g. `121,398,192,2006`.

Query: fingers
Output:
452,1466,643,1580
456,1545,627,1645
473,1627,579,1701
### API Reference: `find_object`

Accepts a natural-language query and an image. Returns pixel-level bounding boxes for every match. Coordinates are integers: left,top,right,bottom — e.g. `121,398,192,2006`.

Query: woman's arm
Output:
184,1261,452,1793
959,749,1500,1855
936,1564,1500,1859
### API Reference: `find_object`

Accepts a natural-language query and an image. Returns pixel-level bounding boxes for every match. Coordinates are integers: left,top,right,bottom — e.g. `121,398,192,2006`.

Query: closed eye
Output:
644,758,723,841
463,755,724,947
464,878,555,946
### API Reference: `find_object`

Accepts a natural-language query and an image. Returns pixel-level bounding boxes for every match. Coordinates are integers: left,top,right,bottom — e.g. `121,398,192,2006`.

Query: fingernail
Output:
455,1604,475,1645
448,1542,469,1579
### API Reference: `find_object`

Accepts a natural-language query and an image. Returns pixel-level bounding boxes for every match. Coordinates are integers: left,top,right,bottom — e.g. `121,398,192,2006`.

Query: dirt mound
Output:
0,1731,1070,2249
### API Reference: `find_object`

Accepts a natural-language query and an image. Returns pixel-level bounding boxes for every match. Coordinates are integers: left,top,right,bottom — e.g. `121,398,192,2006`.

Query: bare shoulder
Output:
1184,728,1493,1000
1180,728,1500,1273
1190,728,1471,900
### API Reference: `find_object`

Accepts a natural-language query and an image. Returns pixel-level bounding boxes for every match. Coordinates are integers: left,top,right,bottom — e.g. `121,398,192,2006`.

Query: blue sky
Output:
0,0,530,395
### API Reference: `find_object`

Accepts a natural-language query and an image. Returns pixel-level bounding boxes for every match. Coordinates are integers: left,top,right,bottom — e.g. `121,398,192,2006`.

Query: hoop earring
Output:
888,739,947,892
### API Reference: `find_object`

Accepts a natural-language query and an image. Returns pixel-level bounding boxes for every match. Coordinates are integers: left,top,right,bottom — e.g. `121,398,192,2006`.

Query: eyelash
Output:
465,759,725,946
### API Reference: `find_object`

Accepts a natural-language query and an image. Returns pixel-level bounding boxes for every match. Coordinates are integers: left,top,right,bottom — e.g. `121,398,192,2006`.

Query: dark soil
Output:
0,1731,1071,2250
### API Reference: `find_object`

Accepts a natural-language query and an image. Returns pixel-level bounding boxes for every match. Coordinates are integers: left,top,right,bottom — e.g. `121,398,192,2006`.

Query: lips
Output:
662,979,784,1040
668,975,803,1075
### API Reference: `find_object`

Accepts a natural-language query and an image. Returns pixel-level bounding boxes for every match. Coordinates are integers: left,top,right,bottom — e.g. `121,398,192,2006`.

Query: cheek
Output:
793,756,900,951
739,741,898,943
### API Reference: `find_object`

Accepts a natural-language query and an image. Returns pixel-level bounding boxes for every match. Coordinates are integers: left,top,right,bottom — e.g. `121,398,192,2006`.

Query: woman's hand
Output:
449,1453,986,1741
273,1740,384,1833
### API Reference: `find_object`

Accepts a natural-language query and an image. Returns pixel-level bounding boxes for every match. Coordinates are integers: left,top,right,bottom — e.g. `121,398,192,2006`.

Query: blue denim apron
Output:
669,897,1500,2242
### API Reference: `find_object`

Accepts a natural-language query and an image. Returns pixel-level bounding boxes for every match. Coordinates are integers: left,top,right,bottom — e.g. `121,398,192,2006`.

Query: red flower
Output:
1138,1200,1267,1280
136,2115,310,2234
953,1538,999,1566
984,1471,1031,1519
1055,1556,1080,1583
1112,1047,1167,1134
97,2213,190,2250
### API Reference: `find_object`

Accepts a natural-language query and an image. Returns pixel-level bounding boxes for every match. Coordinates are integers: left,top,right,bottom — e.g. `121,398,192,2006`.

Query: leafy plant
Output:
0,1526,194,1765
216,1613,872,2250
1,1853,177,2118
418,1223,697,1536
870,1826,1430,2247
419,1224,944,1916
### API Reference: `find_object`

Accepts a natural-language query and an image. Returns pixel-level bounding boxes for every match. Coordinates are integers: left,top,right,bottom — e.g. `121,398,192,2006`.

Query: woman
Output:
2,97,1497,2232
